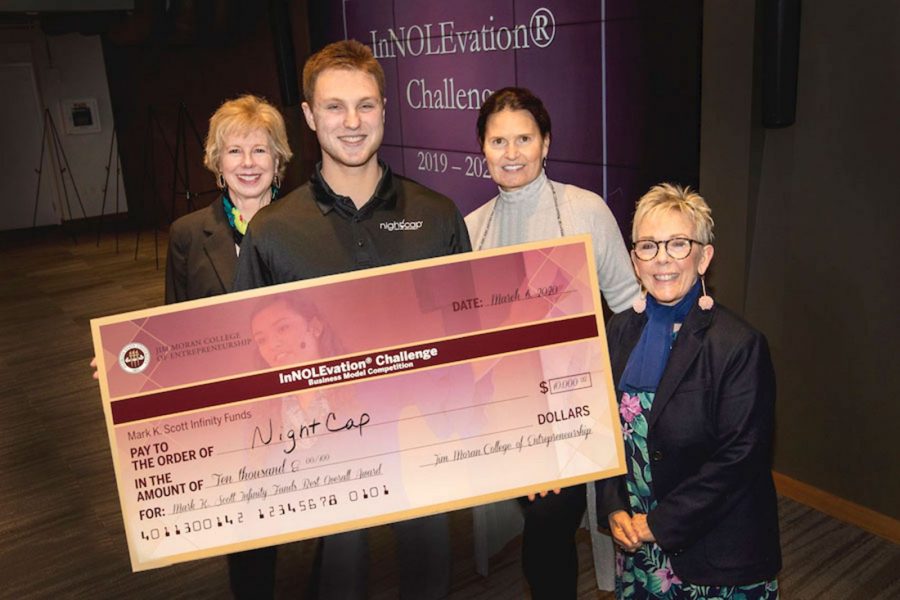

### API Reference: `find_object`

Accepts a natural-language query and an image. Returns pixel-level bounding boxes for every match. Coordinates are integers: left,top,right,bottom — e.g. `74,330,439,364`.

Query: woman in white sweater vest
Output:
465,87,639,599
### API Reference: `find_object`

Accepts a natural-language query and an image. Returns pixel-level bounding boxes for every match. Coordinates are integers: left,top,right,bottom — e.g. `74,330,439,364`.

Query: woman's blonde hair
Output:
633,183,715,244
203,94,292,180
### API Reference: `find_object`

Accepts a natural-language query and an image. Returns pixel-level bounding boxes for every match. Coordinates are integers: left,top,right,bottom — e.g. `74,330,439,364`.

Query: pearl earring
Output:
699,276,714,311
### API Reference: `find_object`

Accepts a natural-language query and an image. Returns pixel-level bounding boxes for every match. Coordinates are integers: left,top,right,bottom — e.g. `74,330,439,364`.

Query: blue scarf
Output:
620,280,701,393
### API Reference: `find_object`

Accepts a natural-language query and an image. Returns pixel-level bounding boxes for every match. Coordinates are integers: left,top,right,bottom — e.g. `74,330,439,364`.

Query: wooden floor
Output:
1,225,898,599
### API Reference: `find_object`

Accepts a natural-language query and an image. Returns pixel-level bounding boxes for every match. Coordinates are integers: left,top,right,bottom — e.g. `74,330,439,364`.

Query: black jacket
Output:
596,303,782,585
165,200,237,304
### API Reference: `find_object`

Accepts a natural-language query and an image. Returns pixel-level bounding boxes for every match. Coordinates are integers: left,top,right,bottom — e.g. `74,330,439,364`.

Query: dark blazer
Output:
165,200,237,303
596,303,782,585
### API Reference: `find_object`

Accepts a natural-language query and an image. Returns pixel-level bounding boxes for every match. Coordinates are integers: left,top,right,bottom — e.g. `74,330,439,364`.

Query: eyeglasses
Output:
632,238,702,261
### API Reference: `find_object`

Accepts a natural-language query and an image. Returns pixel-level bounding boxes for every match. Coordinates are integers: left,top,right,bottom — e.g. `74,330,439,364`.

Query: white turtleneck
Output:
465,171,639,313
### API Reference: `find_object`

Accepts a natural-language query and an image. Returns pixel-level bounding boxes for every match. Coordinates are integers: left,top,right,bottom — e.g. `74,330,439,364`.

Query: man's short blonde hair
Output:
632,183,715,244
302,39,385,103
204,94,292,179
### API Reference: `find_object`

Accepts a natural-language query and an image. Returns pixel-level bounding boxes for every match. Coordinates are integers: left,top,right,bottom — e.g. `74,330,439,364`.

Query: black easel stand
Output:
134,106,171,269
96,129,124,251
134,103,217,269
170,101,217,220
31,108,89,241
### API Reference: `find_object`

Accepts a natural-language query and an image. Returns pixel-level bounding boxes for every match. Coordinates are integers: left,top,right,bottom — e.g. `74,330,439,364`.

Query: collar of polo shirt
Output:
311,160,398,218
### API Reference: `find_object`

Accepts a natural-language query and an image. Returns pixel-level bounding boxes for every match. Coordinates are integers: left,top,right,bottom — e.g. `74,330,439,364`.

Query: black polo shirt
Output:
233,162,471,290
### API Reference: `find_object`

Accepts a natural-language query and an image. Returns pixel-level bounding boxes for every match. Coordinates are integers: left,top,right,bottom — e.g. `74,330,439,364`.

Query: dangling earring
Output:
542,157,548,171
217,173,226,189
632,287,647,314
699,275,714,311
271,174,281,201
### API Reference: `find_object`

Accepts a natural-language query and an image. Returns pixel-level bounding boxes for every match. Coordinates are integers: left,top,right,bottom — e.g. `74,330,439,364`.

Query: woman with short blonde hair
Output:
166,94,292,304
203,94,292,183
631,183,714,245
597,184,781,598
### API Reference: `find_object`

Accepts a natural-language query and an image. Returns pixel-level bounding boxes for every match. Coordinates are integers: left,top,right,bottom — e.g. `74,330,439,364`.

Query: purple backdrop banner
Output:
339,0,648,224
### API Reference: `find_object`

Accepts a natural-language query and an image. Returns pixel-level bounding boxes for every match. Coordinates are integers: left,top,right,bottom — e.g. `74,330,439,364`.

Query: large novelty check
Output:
92,236,625,571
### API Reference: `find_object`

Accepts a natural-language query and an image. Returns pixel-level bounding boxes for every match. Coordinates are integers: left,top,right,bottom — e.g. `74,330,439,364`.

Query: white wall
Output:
0,26,126,230
0,39,59,228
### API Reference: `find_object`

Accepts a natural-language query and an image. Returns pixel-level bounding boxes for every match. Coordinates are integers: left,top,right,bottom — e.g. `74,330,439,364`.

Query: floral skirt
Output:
617,389,778,599
615,543,778,599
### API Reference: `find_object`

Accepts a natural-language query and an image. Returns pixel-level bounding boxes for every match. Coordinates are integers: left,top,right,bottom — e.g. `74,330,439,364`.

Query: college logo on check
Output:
119,342,151,374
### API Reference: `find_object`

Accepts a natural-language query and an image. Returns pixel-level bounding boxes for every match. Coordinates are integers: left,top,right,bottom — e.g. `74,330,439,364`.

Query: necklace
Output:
476,179,565,251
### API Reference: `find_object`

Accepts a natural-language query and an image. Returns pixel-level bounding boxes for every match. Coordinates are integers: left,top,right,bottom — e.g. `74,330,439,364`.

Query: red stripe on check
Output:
111,315,598,425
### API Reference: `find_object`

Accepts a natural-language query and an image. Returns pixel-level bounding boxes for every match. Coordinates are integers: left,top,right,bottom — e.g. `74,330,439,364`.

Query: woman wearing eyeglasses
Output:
596,184,781,598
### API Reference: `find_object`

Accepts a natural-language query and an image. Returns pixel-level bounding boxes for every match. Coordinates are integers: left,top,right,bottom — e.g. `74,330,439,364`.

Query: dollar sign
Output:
539,380,548,394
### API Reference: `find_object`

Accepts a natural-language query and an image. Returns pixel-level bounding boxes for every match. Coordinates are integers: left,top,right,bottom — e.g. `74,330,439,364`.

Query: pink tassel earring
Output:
699,276,714,311
632,288,647,314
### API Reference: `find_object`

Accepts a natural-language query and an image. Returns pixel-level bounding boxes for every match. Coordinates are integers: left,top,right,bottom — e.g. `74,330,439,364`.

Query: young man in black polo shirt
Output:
234,42,469,287
233,40,469,600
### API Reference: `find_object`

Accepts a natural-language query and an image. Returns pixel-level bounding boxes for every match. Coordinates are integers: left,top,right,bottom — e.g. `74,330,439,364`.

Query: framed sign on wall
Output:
61,97,101,135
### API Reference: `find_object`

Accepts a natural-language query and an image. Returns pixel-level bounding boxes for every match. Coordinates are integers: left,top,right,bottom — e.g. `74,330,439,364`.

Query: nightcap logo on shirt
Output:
379,219,424,231
119,342,151,374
